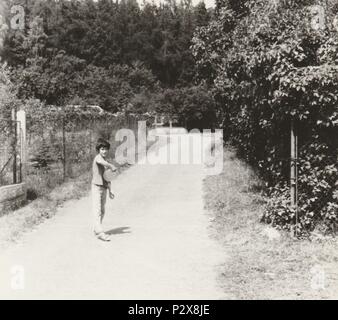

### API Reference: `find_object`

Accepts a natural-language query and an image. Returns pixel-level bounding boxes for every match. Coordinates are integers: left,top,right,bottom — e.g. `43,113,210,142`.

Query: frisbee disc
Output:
103,169,115,182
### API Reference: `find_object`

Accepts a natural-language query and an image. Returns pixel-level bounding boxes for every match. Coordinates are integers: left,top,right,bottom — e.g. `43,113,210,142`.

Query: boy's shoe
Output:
96,233,111,242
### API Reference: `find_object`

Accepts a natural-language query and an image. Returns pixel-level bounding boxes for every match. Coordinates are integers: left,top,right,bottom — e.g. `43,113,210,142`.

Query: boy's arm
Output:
96,155,117,171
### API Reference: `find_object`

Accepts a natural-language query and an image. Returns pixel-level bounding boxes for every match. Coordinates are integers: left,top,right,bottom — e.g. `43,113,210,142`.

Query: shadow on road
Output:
106,227,131,235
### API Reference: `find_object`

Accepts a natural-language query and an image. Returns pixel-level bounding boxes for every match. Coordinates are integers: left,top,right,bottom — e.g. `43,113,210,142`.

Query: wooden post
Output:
290,119,298,233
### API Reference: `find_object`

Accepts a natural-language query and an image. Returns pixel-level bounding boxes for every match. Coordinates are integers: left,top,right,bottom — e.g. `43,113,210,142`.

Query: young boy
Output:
92,138,117,241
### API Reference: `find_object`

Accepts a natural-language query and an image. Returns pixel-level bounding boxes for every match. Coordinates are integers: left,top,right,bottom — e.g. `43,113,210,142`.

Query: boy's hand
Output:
109,192,115,200
110,164,117,172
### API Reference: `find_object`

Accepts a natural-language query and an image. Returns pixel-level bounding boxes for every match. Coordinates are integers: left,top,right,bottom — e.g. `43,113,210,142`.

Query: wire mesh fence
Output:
0,118,22,187
23,105,153,198
297,128,338,232
261,121,338,234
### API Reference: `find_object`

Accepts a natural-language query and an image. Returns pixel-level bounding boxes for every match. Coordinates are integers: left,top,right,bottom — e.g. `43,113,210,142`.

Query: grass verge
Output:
204,147,338,299
0,174,89,250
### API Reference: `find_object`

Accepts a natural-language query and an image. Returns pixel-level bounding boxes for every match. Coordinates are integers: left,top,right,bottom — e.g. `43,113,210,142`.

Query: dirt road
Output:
0,133,226,299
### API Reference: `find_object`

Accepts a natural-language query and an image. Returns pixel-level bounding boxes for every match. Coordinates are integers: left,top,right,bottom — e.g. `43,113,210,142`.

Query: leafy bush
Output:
192,0,338,234
155,85,217,129
29,140,57,170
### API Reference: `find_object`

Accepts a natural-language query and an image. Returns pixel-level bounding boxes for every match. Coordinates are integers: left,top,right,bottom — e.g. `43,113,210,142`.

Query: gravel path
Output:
0,133,225,300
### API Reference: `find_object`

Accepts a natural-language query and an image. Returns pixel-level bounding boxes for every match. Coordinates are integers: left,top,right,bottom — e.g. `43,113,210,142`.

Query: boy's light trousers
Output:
92,184,107,234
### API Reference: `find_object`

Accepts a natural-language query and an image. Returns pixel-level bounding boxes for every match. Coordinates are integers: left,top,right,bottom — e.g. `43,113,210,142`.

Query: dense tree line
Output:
0,0,216,128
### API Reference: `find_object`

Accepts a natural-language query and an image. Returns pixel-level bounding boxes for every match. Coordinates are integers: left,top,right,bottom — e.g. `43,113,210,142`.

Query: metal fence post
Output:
290,119,298,234
62,115,66,181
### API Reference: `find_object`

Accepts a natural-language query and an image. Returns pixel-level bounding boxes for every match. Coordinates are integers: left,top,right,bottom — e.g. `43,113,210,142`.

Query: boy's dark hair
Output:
96,138,111,152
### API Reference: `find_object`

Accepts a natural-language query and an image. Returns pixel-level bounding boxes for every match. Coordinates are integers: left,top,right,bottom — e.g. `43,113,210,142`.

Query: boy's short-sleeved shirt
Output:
92,154,109,188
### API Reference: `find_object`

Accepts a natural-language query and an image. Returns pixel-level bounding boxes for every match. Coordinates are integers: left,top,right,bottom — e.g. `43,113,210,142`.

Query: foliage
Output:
192,0,338,234
0,63,20,118
29,140,56,169
155,84,216,129
1,0,214,124
3,0,217,125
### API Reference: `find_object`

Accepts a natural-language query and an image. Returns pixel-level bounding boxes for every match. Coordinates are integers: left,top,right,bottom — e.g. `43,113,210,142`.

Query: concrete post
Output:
17,110,26,181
